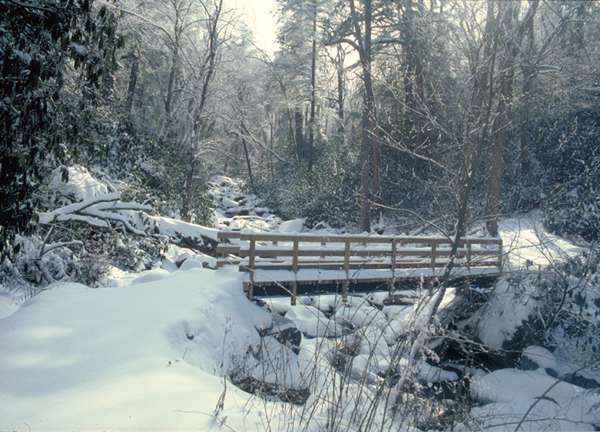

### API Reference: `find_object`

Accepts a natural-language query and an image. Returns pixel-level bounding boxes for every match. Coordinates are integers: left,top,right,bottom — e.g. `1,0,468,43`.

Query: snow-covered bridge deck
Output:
216,231,503,303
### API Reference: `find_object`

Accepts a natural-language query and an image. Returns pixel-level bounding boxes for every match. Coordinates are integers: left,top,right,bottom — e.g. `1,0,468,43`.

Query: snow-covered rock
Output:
478,277,542,350
284,305,344,338
521,345,558,374
278,218,306,233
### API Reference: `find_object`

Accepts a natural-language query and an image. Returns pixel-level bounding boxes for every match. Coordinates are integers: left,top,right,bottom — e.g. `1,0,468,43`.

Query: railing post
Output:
291,238,299,305
390,239,397,295
431,241,437,276
497,240,503,272
466,240,472,271
342,239,350,303
248,238,255,299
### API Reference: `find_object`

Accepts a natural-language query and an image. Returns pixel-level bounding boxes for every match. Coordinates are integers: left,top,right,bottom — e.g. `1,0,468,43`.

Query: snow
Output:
48,165,109,203
39,193,151,235
277,218,306,233
468,368,600,431
498,211,581,270
247,266,499,284
0,269,283,431
0,294,18,319
284,304,344,337
4,173,596,431
477,278,540,350
148,215,219,242
522,345,558,372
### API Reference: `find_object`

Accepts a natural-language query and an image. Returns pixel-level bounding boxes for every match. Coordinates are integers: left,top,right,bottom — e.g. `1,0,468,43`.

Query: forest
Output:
1,0,600,431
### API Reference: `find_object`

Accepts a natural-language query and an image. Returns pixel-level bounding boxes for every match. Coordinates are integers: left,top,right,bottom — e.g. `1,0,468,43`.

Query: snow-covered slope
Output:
0,267,278,431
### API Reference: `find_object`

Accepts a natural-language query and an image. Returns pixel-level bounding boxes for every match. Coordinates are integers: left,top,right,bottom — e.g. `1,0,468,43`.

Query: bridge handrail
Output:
216,231,502,245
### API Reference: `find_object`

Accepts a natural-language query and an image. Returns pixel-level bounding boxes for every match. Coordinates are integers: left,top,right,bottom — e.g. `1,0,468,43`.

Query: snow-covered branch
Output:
38,194,151,236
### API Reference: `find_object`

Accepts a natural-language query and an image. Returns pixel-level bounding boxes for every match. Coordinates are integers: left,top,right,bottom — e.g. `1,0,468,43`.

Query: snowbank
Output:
0,268,279,431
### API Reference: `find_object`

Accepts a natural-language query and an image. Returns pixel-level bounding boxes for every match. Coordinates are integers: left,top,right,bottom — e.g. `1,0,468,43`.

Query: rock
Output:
225,207,250,217
520,345,558,375
432,337,519,371
562,372,600,390
261,314,302,354
231,376,310,405
221,196,239,208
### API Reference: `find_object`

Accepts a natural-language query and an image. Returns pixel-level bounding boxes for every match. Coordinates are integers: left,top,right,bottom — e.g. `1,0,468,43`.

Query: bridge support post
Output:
290,282,297,305
248,239,256,299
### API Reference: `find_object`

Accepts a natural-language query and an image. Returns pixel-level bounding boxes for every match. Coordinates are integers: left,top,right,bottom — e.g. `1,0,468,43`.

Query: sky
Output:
232,0,280,55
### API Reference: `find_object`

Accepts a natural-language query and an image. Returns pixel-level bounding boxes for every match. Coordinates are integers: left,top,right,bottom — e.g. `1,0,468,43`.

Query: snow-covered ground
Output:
498,210,582,269
0,268,285,431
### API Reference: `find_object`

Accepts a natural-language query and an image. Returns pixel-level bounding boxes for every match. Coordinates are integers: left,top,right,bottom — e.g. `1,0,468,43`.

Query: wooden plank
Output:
216,245,240,255
217,231,243,240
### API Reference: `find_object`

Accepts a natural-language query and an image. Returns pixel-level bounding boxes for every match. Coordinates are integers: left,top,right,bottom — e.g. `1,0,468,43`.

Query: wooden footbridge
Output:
216,231,503,303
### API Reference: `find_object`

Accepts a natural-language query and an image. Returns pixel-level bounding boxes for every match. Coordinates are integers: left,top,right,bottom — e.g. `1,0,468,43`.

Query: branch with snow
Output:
38,193,152,236
38,190,222,253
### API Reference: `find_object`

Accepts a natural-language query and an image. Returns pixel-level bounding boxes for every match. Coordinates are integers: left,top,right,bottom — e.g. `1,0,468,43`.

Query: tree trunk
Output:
336,44,345,140
125,50,139,120
364,0,379,200
403,0,415,137
307,0,318,171
294,109,304,164
349,0,378,232
519,14,535,180
165,34,179,121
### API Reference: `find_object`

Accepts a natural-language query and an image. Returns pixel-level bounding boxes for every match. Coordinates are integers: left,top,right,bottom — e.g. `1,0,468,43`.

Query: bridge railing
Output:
216,231,503,302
